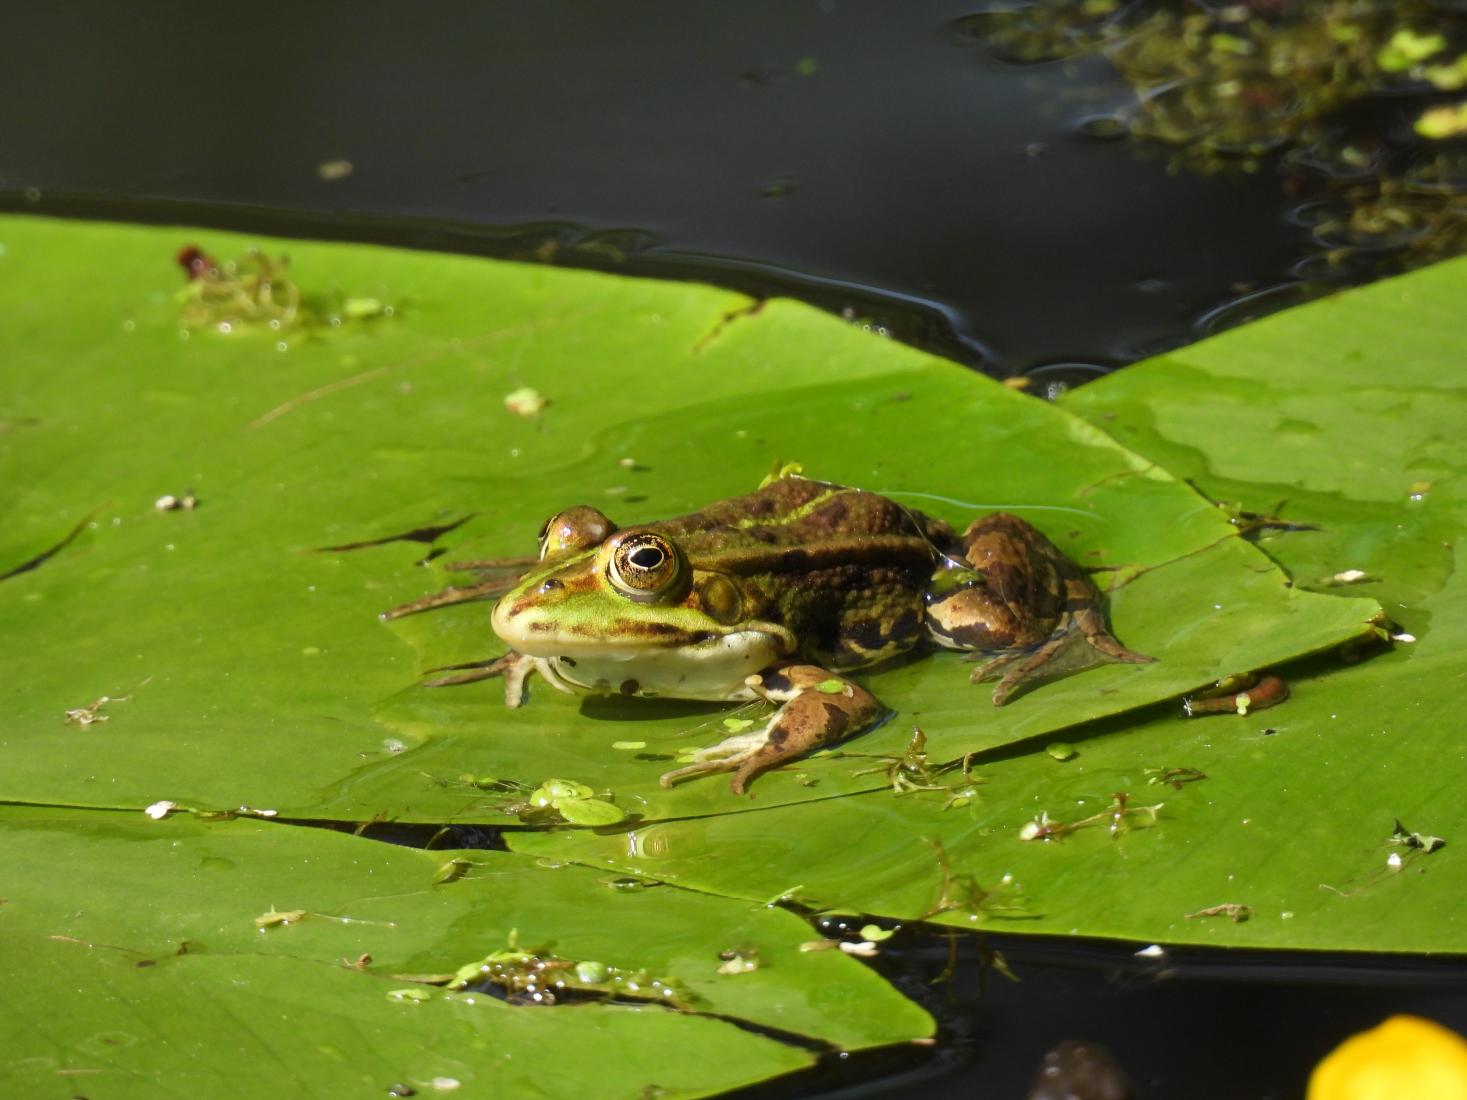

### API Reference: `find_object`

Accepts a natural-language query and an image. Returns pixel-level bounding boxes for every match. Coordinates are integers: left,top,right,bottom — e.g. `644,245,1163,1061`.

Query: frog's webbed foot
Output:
966,633,1074,706
967,603,1154,706
379,555,538,622
422,651,538,706
659,664,885,795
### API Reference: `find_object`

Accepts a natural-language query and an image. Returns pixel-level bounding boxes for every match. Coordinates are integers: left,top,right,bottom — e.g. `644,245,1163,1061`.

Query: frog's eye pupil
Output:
628,546,664,570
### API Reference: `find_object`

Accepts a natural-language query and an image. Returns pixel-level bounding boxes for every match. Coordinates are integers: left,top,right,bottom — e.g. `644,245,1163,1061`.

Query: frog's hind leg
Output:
930,513,1153,706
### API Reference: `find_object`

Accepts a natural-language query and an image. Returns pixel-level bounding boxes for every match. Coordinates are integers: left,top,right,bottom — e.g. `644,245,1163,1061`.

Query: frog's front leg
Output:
659,665,885,795
420,650,575,707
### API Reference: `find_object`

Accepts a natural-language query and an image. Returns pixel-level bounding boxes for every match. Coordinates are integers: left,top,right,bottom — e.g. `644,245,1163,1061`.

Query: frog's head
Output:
491,509,795,692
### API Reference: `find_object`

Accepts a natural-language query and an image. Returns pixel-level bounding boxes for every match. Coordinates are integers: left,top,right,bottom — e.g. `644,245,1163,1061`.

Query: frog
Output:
385,474,1153,794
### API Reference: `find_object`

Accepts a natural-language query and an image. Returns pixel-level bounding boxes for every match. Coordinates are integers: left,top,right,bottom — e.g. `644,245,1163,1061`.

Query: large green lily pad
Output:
0,215,1375,824
5,804,930,1097
511,258,1467,953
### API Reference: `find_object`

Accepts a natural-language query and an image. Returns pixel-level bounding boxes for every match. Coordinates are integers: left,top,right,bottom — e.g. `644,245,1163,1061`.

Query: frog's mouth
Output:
492,603,796,697
493,611,787,663
542,635,786,700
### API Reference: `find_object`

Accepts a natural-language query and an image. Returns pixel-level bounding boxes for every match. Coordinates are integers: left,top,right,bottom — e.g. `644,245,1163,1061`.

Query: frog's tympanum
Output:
397,476,1152,794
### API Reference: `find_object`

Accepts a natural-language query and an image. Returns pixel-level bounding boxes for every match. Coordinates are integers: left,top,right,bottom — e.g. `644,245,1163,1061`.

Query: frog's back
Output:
660,479,947,669
659,478,946,550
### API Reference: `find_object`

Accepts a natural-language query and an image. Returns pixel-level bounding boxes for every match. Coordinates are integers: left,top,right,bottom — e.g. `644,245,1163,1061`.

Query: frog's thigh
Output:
925,585,1025,652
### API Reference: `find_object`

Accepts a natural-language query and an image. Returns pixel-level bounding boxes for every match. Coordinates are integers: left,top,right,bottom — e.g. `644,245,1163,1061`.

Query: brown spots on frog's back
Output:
853,608,920,648
980,558,1046,607
619,678,640,696
801,492,851,533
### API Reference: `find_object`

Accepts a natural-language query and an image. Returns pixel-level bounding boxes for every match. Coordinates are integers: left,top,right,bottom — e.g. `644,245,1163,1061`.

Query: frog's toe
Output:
421,651,538,706
659,732,766,790
1085,632,1155,665
966,651,1023,686
988,635,1070,706
1072,604,1153,665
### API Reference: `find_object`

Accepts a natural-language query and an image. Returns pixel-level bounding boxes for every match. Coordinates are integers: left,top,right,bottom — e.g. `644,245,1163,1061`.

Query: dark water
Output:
0,2,1326,377
6,3,1466,1095
759,933,1467,1099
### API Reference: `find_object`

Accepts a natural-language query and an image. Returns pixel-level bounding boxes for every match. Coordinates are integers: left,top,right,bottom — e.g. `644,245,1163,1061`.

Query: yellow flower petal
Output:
1308,1015,1467,1100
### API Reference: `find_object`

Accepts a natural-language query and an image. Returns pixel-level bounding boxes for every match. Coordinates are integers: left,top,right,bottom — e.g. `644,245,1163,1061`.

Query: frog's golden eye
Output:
539,506,616,560
607,532,685,602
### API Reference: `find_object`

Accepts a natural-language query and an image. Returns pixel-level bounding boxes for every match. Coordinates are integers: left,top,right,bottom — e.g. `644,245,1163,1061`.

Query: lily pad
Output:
510,258,1467,953
0,215,1376,825
0,804,931,1096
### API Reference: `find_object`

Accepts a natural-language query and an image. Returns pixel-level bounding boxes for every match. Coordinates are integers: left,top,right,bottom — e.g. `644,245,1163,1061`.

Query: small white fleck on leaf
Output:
504,387,548,417
144,800,176,820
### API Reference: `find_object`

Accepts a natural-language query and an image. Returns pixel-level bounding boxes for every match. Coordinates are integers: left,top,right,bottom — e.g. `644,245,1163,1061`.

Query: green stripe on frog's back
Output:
655,479,952,558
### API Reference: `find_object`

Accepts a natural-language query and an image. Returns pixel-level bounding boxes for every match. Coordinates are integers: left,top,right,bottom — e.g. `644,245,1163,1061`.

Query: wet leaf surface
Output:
1,215,1435,1095
512,257,1467,952
0,216,1375,823
0,804,930,1097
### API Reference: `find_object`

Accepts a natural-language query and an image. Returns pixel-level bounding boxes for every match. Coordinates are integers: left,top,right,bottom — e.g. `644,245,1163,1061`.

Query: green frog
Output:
388,475,1152,794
